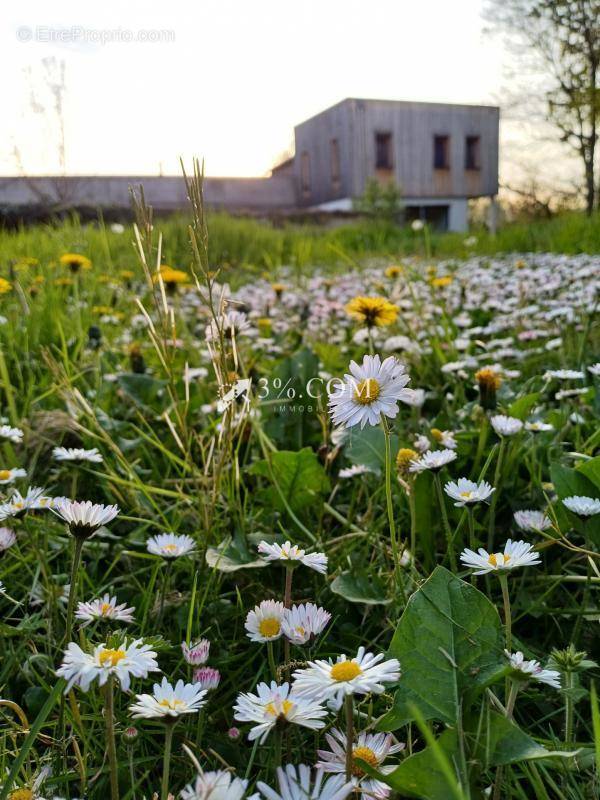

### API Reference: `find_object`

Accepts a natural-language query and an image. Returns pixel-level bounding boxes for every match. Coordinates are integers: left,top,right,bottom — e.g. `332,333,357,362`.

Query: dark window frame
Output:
465,135,481,170
375,131,393,170
433,134,450,170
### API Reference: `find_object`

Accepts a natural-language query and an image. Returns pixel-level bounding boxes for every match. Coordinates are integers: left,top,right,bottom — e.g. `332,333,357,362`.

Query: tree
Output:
353,178,403,223
486,0,600,213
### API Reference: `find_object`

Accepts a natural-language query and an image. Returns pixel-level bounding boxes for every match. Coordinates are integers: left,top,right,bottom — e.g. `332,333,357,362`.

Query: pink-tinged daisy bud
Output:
227,726,241,740
193,666,221,690
122,726,138,743
181,638,210,665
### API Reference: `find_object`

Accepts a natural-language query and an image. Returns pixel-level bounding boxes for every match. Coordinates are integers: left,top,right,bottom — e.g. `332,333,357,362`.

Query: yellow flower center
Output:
431,428,443,442
330,661,362,682
159,698,186,710
460,491,473,499
295,626,306,637
265,698,294,717
352,745,379,775
100,602,113,615
163,543,179,554
9,790,34,800
488,553,510,568
99,648,126,667
354,378,380,406
0,470,11,481
258,618,281,638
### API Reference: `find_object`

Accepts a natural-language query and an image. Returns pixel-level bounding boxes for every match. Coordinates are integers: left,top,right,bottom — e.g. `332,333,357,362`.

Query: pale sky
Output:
1,0,531,179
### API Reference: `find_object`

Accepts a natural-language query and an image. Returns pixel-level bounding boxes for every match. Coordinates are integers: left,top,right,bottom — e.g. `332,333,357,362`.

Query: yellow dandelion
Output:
345,296,398,327
54,277,74,287
430,275,453,288
271,282,287,298
0,278,13,294
59,253,92,272
120,270,135,281
396,447,418,479
385,265,404,278
153,265,189,289
475,367,502,410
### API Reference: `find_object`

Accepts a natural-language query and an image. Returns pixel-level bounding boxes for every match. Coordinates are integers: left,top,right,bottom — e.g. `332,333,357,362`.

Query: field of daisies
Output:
1,185,600,800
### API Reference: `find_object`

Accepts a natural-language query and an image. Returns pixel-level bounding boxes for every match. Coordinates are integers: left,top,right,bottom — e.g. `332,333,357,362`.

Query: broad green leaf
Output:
344,425,399,475
330,570,391,605
380,567,503,729
205,537,267,573
249,447,330,515
366,729,463,800
508,392,541,420
549,463,598,500
577,456,600,493
413,472,435,569
117,373,167,408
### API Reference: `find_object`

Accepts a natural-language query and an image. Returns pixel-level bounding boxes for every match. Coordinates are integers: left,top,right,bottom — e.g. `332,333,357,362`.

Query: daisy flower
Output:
193,667,221,690
233,681,328,743
460,540,541,575
588,363,600,377
338,464,374,479
245,600,285,642
180,771,252,800
0,526,17,552
317,728,405,798
444,478,495,506
490,415,523,437
292,647,400,707
0,487,52,520
182,638,210,665
525,421,554,433
146,532,196,558
513,510,552,532
430,428,457,449
543,369,584,381
129,677,207,719
52,446,103,463
328,355,412,429
257,541,328,574
52,499,120,538
409,449,457,473
282,603,332,645
74,593,135,626
256,764,354,800
505,650,561,689
562,496,600,517
0,425,24,444
0,468,26,485
56,638,159,692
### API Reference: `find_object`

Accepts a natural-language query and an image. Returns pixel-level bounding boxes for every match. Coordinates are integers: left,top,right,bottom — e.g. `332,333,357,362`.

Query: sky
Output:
1,0,529,179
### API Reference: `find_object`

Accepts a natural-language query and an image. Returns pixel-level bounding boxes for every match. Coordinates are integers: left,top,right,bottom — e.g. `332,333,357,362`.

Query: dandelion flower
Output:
328,355,412,429
460,540,540,575
60,253,92,272
129,677,207,719
234,681,328,743
56,638,159,692
257,541,328,574
345,296,398,328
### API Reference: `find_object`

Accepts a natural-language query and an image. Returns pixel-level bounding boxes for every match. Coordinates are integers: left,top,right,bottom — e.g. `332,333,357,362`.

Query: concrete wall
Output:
0,174,297,212
294,98,499,207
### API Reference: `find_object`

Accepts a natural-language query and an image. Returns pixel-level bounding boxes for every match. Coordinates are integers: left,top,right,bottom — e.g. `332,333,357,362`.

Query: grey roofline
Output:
295,96,500,129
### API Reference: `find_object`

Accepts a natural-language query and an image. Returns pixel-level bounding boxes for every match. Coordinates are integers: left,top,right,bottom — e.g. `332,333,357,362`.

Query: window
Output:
433,135,450,169
330,138,341,190
375,132,393,169
300,151,311,198
465,135,481,170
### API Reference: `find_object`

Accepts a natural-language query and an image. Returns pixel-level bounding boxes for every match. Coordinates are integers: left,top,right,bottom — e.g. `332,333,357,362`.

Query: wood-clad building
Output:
0,98,499,231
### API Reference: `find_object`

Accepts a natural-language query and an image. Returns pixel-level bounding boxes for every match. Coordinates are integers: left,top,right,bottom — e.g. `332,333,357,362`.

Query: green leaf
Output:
344,425,399,475
249,447,330,515
380,567,504,729
577,456,600,494
116,373,167,408
549,463,598,500
205,537,267,573
474,710,577,767
330,570,391,605
508,392,541,420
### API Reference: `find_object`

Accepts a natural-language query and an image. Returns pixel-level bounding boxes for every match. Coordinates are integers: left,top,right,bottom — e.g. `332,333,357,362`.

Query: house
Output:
0,98,499,231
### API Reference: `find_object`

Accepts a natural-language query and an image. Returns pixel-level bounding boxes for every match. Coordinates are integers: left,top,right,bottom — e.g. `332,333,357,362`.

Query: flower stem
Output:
498,574,512,652
564,670,574,747
345,694,354,782
161,722,175,800
267,641,278,681
381,415,406,602
505,680,519,719
157,560,173,624
433,472,457,571
283,567,293,681
64,536,84,644
105,675,120,800
487,438,506,551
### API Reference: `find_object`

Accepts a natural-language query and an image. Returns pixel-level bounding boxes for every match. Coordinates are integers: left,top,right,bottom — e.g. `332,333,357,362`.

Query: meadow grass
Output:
0,180,599,800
